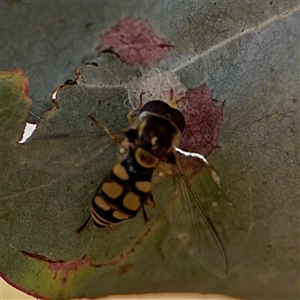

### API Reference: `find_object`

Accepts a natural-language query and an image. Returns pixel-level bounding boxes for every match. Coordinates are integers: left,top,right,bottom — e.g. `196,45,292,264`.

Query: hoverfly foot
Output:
75,216,91,234
144,194,156,208
141,205,149,223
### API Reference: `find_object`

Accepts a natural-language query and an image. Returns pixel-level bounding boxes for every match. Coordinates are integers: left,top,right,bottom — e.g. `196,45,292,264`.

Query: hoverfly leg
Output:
166,152,176,164
127,108,140,125
169,87,174,102
126,91,145,124
141,193,155,223
141,205,149,223
88,113,124,145
155,152,176,176
144,193,156,208
127,111,135,125
75,216,92,234
124,128,139,143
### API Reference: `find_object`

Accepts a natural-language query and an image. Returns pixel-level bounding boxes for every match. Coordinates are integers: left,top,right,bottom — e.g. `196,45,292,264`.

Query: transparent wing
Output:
162,161,228,277
22,128,125,176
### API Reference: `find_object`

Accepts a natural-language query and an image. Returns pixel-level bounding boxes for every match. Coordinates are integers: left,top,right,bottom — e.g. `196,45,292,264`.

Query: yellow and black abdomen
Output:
90,150,154,228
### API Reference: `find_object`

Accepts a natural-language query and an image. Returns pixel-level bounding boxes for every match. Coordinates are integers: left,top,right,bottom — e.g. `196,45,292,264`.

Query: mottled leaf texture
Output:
96,17,173,66
1,1,299,300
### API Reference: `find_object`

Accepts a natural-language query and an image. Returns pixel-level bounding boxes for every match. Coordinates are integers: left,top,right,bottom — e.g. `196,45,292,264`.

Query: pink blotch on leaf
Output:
178,84,225,172
19,250,88,282
96,17,173,66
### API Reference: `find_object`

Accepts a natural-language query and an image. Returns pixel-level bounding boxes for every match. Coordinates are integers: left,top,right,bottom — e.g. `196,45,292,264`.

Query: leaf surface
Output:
1,1,299,299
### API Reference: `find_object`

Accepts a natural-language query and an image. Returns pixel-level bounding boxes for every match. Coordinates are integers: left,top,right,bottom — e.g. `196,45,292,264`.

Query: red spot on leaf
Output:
96,17,173,66
119,263,133,275
49,258,88,280
179,84,225,172
17,68,29,95
19,250,88,282
6,68,30,96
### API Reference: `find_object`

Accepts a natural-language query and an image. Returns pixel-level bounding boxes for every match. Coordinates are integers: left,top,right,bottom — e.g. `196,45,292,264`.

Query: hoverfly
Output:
77,100,184,229
76,94,228,277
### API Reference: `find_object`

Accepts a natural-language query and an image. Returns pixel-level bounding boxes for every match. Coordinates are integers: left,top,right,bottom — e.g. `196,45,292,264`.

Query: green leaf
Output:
1,1,299,300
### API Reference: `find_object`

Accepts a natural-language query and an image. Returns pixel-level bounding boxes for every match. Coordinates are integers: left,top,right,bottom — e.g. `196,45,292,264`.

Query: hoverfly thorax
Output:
134,100,185,162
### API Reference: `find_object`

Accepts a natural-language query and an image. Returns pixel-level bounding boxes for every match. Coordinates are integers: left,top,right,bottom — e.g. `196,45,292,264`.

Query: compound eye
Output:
139,100,185,132
140,100,170,116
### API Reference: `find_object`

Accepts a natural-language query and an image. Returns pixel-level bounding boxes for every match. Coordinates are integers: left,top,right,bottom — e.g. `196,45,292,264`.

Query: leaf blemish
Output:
178,84,225,173
96,17,173,66
19,250,89,281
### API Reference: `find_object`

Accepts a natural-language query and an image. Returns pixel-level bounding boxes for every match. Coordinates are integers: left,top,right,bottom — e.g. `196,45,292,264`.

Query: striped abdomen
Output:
90,150,154,228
